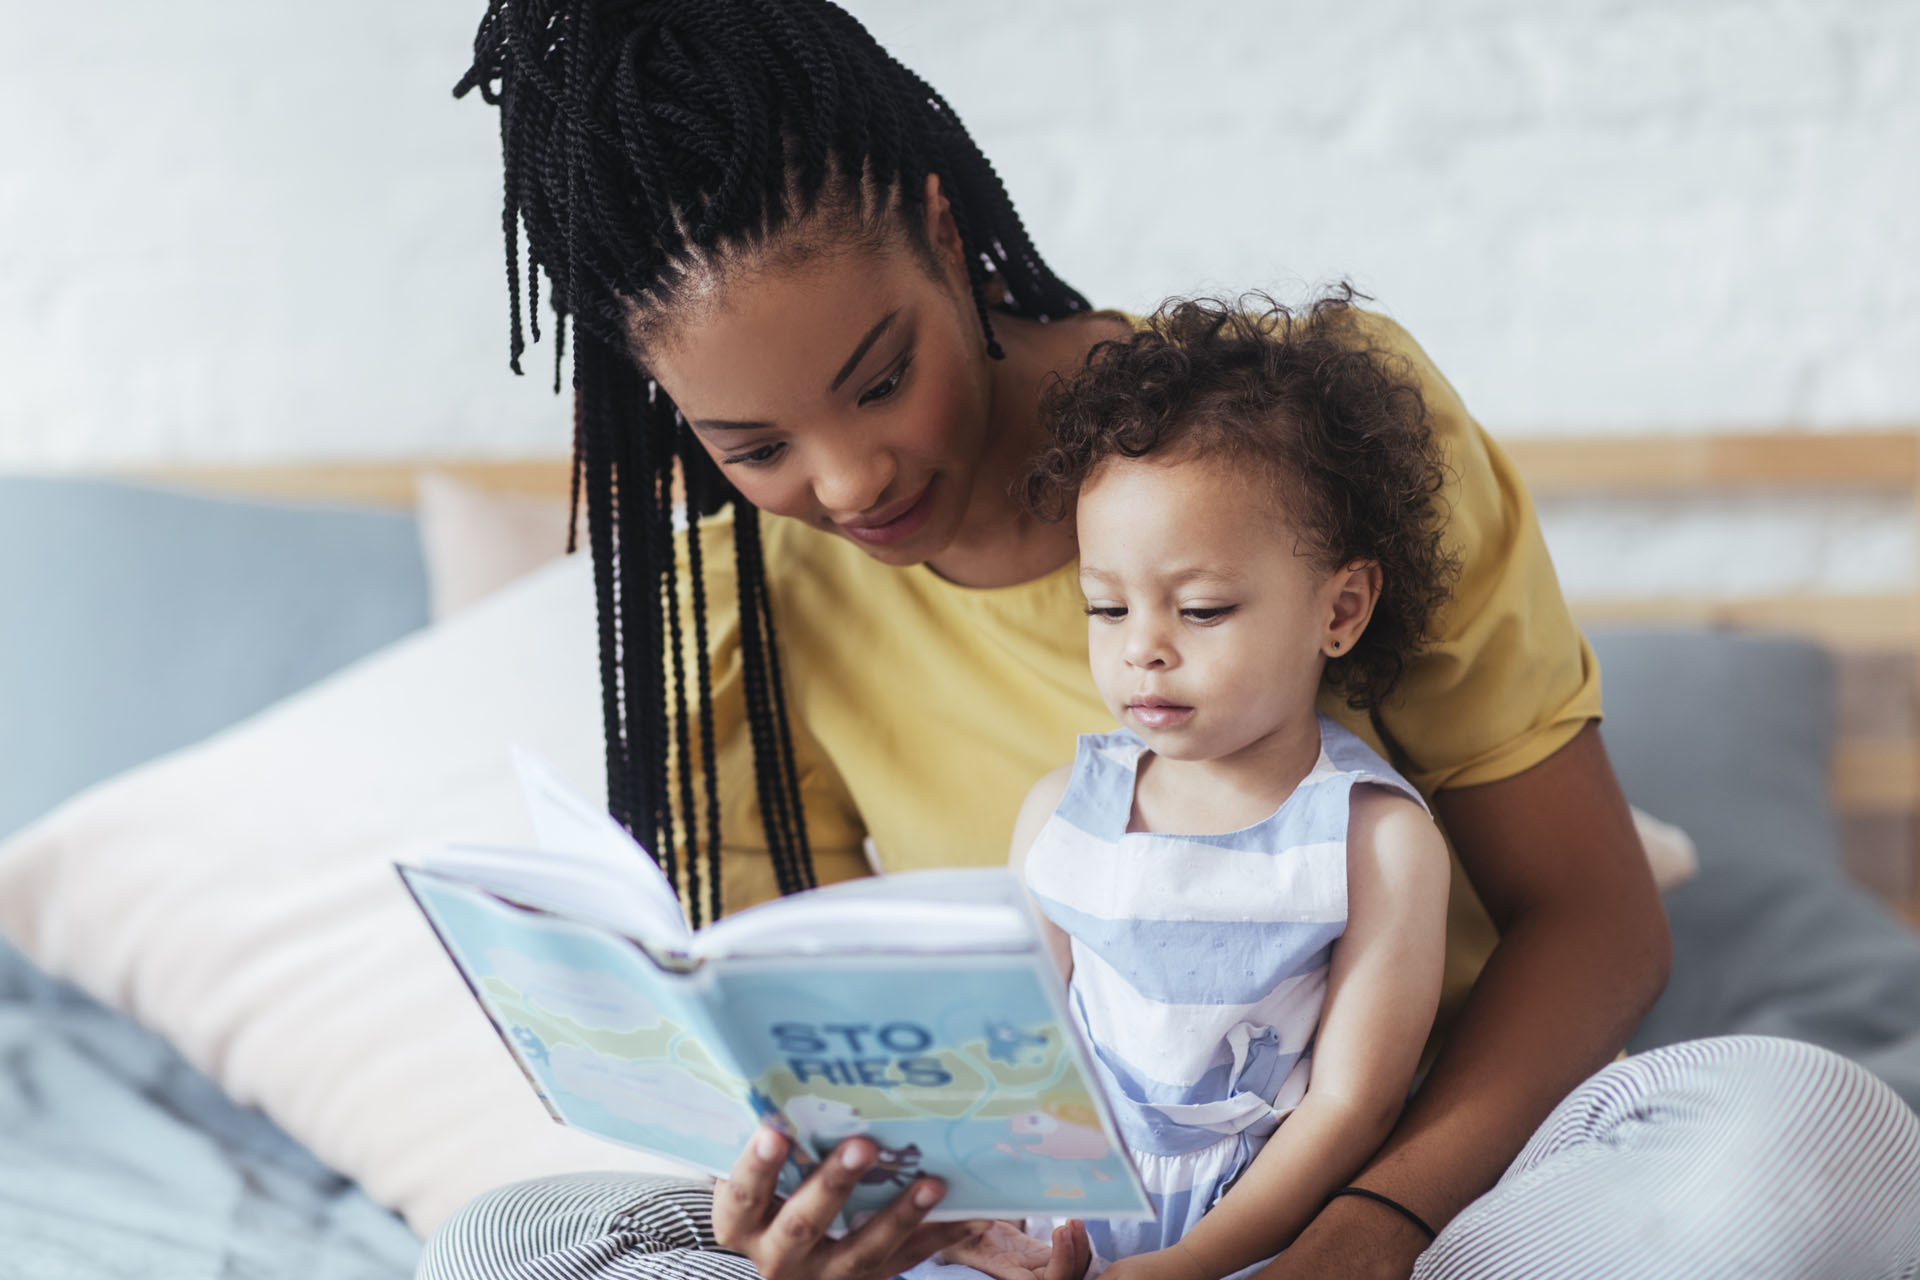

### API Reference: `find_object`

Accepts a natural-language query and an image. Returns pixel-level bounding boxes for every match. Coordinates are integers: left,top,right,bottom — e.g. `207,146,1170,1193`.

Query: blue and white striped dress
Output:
1022,716,1426,1274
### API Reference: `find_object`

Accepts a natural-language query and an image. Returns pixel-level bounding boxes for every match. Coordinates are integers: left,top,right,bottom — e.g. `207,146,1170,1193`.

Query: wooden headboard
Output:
1505,430,1920,923
127,428,1920,920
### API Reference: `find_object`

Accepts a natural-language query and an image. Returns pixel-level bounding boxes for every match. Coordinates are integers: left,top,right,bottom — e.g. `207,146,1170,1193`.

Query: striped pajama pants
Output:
418,1037,1920,1280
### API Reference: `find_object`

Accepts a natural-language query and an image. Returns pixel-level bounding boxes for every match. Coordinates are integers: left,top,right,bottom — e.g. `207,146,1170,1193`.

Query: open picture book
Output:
397,752,1151,1223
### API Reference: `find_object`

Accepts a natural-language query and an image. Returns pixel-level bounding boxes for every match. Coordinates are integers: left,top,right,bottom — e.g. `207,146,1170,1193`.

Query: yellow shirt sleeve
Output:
1352,312,1604,794
670,510,873,915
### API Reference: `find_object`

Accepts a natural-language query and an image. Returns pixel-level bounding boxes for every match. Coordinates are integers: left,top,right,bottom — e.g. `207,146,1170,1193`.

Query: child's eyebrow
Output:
1077,566,1238,587
1166,568,1238,587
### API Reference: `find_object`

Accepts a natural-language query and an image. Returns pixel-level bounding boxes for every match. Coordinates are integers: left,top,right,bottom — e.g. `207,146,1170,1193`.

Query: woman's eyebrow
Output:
828,308,902,392
691,308,905,432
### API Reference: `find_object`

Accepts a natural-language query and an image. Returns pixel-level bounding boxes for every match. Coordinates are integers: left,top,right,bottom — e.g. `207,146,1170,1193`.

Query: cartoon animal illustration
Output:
784,1094,869,1144
996,1098,1114,1197
776,1094,919,1188
984,1021,1050,1066
860,1142,923,1189
510,1024,551,1067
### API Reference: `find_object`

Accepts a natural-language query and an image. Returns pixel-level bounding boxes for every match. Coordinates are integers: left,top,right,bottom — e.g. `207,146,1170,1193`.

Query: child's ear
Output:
1322,561,1382,658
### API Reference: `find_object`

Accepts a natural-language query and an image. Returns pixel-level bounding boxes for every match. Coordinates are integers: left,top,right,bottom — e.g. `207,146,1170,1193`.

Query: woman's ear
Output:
1323,560,1382,658
921,172,967,284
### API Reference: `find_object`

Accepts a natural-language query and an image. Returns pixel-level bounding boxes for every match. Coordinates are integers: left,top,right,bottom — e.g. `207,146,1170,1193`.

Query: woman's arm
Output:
1259,722,1672,1279
1117,787,1449,1280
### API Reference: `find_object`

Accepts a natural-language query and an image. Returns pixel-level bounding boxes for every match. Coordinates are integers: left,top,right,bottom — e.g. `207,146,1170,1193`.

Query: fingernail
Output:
914,1181,943,1208
840,1144,871,1170
755,1131,781,1161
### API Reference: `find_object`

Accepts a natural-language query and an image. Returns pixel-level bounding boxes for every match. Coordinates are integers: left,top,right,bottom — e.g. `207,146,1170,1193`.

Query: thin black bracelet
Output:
1324,1186,1438,1242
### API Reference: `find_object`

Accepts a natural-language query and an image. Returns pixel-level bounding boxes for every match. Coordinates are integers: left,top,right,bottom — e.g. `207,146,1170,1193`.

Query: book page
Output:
510,748,691,950
693,869,1037,959
403,869,750,1178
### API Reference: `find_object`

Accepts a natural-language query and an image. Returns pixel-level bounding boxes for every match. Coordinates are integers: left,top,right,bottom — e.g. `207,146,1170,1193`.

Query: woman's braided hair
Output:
455,0,1088,924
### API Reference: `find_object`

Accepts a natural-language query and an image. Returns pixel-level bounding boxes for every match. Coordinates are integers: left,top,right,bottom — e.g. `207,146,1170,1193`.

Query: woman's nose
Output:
811,441,898,518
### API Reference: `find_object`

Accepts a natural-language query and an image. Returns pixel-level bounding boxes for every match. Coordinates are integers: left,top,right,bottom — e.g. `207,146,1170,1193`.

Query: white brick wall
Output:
3,0,1915,593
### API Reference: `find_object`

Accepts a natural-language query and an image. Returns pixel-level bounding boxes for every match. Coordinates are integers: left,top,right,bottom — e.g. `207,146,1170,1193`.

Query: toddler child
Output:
945,291,1458,1280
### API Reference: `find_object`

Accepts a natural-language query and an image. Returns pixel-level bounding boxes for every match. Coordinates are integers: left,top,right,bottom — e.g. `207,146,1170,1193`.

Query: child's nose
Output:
1124,625,1174,670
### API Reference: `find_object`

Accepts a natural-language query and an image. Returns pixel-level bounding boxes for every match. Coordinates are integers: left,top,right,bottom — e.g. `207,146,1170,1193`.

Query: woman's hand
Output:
937,1219,1091,1280
712,1127,979,1280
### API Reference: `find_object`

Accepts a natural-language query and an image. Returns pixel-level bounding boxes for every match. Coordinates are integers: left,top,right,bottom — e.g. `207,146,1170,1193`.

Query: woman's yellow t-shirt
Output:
678,310,1601,1035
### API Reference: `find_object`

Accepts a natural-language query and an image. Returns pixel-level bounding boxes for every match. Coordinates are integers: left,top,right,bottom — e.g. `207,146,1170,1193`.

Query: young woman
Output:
419,3,1920,1277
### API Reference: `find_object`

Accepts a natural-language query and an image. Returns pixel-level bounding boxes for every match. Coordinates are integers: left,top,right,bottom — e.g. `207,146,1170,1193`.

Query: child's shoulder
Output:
1318,715,1429,816
1022,760,1076,814
1020,729,1130,818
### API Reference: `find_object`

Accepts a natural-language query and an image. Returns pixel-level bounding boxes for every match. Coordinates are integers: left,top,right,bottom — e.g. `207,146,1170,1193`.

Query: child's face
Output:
1076,451,1348,765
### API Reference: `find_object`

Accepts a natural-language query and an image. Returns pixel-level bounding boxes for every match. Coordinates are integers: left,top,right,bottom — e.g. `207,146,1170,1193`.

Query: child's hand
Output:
939,1219,1091,1280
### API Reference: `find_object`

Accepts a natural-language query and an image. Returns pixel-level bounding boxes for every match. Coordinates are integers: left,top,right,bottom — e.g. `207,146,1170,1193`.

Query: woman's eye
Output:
858,357,912,406
1182,606,1236,623
723,442,786,467
1084,605,1127,622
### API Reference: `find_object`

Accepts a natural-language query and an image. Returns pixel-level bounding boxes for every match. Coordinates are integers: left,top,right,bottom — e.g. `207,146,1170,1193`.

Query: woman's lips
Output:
1128,698,1194,730
838,480,937,548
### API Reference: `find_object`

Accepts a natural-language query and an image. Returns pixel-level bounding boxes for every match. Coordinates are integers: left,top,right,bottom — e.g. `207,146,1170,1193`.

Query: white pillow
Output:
415,470,572,620
1633,804,1700,891
0,553,685,1237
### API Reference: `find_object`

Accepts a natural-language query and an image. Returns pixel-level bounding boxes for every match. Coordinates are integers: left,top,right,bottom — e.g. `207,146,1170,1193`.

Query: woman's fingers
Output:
715,1133,977,1280
868,1220,983,1280
712,1127,791,1248
751,1137,888,1280
827,1178,969,1279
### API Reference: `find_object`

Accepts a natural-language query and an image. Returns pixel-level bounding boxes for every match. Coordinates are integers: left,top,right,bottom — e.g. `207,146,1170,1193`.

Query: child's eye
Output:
1182,605,1236,623
723,442,786,467
1083,605,1127,622
858,356,913,406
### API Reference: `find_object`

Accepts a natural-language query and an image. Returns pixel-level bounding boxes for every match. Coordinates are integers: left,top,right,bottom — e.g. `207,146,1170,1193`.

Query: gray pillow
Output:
1592,628,1920,1107
0,478,429,841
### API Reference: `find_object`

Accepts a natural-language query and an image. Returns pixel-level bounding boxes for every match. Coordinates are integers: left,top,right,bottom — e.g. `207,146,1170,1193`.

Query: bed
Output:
2,430,1916,1275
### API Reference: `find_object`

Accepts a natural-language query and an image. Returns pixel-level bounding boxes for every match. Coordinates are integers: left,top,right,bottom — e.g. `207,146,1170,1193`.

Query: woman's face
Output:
638,210,998,568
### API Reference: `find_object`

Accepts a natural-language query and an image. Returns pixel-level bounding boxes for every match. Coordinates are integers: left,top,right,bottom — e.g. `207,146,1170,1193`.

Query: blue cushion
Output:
0,478,429,840
1592,628,1920,1108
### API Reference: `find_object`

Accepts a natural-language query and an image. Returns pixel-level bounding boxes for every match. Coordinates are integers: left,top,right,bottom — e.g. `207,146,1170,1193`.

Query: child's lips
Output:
1127,697,1194,729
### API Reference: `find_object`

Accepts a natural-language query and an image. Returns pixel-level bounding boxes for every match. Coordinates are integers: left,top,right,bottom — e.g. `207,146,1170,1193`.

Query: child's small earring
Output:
1327,639,1343,655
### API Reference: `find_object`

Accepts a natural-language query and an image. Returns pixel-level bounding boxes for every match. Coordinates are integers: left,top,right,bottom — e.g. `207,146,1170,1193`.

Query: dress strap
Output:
1050,729,1149,842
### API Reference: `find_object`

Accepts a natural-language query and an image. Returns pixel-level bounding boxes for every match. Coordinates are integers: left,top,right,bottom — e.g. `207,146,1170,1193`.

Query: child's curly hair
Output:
1025,288,1459,710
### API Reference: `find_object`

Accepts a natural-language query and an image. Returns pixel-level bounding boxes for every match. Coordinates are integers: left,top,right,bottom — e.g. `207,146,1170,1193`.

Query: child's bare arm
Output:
1127,785,1449,1280
1008,765,1075,981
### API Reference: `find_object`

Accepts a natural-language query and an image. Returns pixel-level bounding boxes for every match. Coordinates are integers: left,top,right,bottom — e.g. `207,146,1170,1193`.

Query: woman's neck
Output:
925,309,1130,589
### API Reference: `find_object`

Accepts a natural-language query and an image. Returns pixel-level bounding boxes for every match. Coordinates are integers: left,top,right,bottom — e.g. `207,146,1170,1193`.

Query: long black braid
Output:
455,0,1089,926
